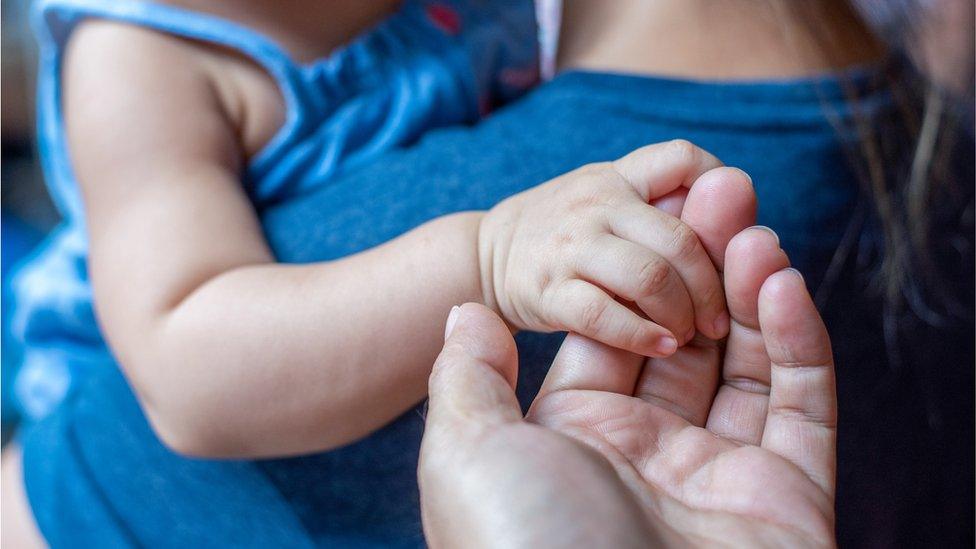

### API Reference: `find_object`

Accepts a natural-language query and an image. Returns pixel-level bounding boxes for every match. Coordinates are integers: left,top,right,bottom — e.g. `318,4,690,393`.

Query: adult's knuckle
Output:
775,356,835,371
773,403,837,429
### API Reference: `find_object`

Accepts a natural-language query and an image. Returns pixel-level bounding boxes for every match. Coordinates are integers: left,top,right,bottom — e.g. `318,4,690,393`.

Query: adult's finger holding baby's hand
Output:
680,166,758,271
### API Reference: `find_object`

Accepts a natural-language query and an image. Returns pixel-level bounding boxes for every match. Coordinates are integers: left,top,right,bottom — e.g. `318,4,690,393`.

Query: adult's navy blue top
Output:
22,69,974,547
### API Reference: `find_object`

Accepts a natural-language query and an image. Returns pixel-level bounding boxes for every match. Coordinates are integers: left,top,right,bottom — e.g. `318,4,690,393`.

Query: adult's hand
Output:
418,227,836,547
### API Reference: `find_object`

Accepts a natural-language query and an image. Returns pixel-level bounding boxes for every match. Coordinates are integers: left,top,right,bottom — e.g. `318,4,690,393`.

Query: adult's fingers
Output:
629,170,758,425
723,227,789,328
633,340,722,427
548,279,679,358
426,303,523,431
534,333,645,401
576,234,696,345
610,139,724,202
420,303,524,548
610,203,727,340
680,167,758,270
705,227,790,444
759,269,837,498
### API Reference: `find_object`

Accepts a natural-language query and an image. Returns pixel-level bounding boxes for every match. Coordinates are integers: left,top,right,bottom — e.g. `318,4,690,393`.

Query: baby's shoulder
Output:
63,18,284,159
65,18,206,87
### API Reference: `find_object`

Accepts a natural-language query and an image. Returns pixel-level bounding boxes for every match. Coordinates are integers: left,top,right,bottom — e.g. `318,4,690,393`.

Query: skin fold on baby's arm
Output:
66,21,734,459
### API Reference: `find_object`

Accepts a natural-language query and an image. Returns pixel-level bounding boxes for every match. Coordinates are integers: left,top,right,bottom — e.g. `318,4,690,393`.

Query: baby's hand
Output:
479,140,740,357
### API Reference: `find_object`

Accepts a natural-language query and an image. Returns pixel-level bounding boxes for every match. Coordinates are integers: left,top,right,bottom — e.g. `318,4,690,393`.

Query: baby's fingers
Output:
611,203,729,340
576,235,696,345
611,139,724,202
548,279,678,358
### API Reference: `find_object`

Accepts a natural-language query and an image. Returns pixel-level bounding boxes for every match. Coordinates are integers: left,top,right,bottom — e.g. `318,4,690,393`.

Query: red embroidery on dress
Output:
426,4,462,35
499,65,541,89
478,95,492,116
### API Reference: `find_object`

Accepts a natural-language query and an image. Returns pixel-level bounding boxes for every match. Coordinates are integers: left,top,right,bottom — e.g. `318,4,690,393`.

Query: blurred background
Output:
2,0,59,445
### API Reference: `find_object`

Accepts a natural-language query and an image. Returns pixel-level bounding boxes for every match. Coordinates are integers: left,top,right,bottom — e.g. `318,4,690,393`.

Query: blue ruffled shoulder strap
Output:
32,0,307,221
32,0,539,211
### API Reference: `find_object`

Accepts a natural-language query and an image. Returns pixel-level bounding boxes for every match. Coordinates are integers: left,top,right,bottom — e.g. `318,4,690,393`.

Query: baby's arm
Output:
68,23,735,460
68,23,485,457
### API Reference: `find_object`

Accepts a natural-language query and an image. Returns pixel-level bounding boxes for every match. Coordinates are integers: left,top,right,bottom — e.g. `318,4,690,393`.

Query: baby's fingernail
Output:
444,305,461,341
712,311,730,338
655,336,678,356
684,326,697,343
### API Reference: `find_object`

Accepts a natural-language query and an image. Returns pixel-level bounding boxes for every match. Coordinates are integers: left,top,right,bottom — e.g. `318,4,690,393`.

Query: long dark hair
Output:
792,0,974,328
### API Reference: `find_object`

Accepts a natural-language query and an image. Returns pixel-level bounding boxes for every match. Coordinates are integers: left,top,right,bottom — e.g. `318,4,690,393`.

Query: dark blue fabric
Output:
22,69,973,547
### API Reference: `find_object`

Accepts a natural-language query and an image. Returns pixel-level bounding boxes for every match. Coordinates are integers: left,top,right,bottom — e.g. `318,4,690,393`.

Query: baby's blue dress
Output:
11,0,538,421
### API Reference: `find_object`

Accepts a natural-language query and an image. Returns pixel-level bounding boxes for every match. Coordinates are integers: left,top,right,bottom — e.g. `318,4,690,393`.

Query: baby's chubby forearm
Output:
135,212,487,458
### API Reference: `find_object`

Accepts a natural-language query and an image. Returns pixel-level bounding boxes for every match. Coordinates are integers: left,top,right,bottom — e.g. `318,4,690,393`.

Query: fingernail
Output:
731,167,753,185
712,310,730,338
444,305,461,341
748,225,780,246
655,336,678,356
684,326,697,344
784,267,805,283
